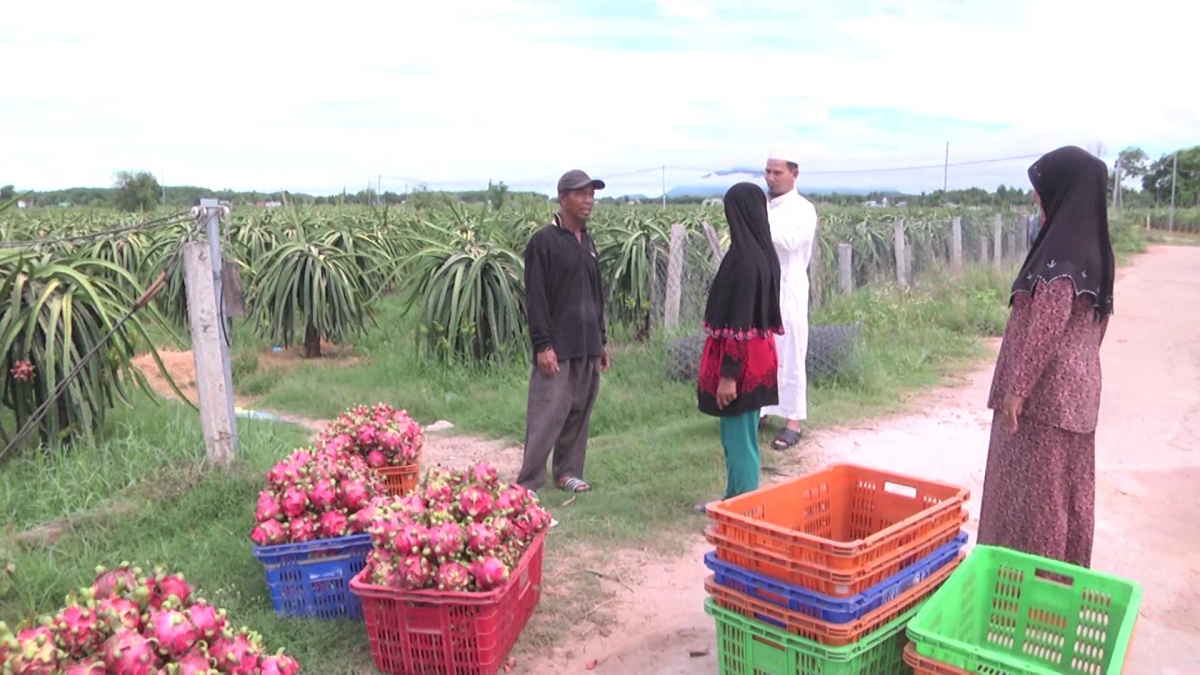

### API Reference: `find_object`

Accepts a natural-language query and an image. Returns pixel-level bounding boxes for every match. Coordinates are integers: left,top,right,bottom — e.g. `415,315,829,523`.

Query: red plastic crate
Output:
349,533,545,675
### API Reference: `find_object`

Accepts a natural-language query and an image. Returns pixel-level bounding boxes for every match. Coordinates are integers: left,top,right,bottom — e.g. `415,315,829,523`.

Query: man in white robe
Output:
760,146,818,449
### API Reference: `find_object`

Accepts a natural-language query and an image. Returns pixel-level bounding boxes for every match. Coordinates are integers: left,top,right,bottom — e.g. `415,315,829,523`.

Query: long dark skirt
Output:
976,411,1096,568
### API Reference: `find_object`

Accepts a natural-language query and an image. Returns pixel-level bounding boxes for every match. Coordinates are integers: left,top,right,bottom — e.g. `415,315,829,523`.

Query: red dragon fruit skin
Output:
171,648,218,675
145,571,192,610
259,651,301,675
288,514,318,543
307,478,338,512
465,522,500,555
148,606,200,657
207,630,262,675
186,599,227,641
60,657,106,674
456,485,494,522
94,597,142,632
91,563,141,600
100,628,162,675
398,555,434,589
469,556,511,592
318,510,349,538
434,561,471,592
54,604,104,657
430,522,466,561
254,491,282,522
365,449,387,468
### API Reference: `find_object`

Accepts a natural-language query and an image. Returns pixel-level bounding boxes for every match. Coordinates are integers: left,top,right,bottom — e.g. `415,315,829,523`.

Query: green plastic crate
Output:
906,545,1142,675
703,597,919,675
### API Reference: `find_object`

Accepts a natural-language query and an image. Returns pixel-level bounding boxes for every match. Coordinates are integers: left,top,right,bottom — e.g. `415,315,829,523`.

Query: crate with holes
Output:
700,463,971,674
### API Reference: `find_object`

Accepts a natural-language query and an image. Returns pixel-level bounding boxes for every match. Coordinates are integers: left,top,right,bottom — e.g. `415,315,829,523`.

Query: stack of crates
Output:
701,463,970,674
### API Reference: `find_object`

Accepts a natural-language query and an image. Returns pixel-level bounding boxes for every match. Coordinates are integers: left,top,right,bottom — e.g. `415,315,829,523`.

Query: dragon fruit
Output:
100,629,161,675
147,606,198,656
469,556,510,592
54,605,104,657
259,651,301,675
470,462,501,488
364,449,386,468
465,522,500,555
287,514,318,542
434,561,471,592
144,570,192,610
429,522,466,561
169,649,218,674
9,360,35,382
95,597,142,632
61,657,106,674
456,485,494,522
254,492,282,522
338,478,370,511
186,600,227,641
249,519,287,546
92,563,142,600
398,555,434,589
207,630,262,674
280,486,308,518
307,479,337,512
318,510,349,538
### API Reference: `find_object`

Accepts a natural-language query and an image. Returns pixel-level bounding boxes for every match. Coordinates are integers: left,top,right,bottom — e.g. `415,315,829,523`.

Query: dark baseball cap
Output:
557,169,606,194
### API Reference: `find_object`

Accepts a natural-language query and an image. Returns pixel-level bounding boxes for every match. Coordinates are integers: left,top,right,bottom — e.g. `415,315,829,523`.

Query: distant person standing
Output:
760,146,819,450
516,170,611,496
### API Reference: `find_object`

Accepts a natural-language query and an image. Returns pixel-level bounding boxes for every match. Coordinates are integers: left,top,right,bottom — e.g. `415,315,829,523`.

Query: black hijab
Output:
1013,145,1115,318
702,182,784,339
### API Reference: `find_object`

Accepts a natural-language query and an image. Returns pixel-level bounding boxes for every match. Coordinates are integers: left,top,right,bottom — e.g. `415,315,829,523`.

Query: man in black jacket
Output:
516,170,611,495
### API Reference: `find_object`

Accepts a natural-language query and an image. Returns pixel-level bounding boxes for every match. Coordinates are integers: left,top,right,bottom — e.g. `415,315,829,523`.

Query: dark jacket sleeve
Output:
524,234,553,353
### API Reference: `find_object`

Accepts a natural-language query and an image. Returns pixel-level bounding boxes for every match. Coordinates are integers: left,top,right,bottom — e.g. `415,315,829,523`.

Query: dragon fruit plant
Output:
249,446,386,547
0,562,299,674
360,461,552,593
316,402,423,468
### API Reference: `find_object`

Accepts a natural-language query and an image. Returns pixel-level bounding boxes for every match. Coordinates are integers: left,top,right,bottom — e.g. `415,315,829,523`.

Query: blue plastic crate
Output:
704,531,968,624
252,533,372,620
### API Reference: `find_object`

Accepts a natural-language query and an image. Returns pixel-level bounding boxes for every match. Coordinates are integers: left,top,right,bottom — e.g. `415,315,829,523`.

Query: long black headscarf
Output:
702,182,784,339
1012,145,1115,318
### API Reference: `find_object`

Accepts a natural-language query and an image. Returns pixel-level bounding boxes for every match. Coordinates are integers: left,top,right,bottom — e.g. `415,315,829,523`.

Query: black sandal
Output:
772,427,802,450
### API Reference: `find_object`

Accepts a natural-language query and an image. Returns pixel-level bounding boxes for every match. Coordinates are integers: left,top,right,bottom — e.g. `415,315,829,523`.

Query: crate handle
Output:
1032,567,1075,588
883,481,918,499
307,568,346,583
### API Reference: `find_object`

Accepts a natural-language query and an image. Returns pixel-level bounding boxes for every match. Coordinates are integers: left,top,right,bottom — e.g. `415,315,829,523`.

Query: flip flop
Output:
772,427,802,450
557,476,592,493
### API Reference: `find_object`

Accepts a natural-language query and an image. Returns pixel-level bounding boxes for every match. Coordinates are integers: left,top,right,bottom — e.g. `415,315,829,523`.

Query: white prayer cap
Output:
767,145,800,165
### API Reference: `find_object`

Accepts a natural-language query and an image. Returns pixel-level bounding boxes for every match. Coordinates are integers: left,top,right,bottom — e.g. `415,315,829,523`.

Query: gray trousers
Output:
516,357,601,491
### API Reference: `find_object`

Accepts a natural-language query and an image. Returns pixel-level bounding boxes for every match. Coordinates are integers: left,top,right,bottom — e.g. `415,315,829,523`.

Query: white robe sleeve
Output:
772,200,818,259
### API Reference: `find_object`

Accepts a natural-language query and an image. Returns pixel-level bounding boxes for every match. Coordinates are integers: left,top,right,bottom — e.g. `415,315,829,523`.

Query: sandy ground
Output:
522,245,1200,675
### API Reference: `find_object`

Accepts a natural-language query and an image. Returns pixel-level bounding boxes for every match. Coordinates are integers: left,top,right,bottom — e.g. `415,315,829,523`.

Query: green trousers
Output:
719,408,761,499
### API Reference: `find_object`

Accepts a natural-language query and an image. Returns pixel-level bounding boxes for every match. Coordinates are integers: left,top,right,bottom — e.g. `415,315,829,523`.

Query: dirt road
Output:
525,245,1200,675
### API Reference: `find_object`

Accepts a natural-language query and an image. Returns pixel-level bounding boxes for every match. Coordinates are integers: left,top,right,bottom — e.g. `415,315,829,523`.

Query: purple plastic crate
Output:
703,531,967,624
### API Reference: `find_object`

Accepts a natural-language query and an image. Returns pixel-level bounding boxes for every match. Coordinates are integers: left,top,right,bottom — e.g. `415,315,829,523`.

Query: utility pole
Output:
942,142,949,193
661,165,667,209
1169,151,1179,232
1112,156,1121,210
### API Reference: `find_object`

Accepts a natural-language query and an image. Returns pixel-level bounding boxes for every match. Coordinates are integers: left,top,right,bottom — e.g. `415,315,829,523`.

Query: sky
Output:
2,0,1196,198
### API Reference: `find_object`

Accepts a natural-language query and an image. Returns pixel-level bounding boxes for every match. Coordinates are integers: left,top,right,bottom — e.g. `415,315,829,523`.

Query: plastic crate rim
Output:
251,533,372,562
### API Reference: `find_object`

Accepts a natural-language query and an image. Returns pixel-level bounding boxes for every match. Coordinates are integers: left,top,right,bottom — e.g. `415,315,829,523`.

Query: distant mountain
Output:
661,183,897,198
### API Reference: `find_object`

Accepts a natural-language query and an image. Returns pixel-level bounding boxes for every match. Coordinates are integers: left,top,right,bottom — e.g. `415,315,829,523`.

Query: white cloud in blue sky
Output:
2,0,1196,197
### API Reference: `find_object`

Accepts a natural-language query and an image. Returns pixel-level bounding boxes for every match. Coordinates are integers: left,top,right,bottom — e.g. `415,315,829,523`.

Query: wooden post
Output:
701,220,724,269
837,242,853,295
950,216,963,276
993,214,1003,269
663,222,686,331
980,235,988,263
1145,214,1151,231
183,240,237,465
809,239,823,310
894,218,908,286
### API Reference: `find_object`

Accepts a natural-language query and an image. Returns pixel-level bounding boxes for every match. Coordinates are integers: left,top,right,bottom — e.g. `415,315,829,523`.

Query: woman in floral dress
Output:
976,146,1116,568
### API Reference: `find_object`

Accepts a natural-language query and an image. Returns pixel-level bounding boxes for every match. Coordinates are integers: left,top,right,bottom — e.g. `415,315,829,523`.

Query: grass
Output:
0,261,1031,673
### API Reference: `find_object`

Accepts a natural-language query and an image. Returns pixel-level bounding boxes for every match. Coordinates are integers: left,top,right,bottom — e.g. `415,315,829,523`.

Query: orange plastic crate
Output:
373,462,419,497
705,512,964,597
706,464,970,574
704,552,962,647
903,642,970,675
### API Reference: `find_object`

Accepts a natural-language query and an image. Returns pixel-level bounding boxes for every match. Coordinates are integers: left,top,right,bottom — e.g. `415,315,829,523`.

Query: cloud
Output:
1,0,1194,196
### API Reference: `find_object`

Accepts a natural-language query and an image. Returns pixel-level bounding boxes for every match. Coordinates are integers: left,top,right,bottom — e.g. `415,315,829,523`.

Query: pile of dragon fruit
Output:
359,462,552,593
316,402,423,468
0,563,298,674
249,446,385,547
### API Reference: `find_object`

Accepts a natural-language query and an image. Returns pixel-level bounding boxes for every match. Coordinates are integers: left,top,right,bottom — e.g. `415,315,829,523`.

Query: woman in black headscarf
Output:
694,182,784,511
976,146,1115,568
